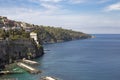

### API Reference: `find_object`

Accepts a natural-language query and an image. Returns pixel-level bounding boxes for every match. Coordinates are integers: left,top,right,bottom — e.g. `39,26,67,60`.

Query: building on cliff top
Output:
30,32,39,44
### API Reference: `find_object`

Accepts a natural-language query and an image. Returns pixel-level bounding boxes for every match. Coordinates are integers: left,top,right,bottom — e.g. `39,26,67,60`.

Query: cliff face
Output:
34,27,91,44
0,39,44,69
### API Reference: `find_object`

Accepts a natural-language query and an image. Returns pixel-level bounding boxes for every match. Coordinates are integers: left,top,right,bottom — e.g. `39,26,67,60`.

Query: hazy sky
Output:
0,0,120,34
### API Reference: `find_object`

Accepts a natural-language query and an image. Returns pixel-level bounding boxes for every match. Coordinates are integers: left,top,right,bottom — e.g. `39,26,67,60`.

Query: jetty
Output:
0,70,23,74
22,59,39,65
17,62,41,74
0,59,41,75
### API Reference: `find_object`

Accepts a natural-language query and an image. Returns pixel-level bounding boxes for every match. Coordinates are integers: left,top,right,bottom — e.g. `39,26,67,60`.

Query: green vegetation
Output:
0,16,91,43
0,29,30,40
0,25,91,43
33,26,91,43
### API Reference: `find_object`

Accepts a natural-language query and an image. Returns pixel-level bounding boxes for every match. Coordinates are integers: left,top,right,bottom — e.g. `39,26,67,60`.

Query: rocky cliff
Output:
0,16,91,70
0,39,44,70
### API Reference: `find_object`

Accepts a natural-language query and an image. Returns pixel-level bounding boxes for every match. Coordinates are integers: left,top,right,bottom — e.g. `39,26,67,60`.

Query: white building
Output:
2,26,10,31
30,32,39,44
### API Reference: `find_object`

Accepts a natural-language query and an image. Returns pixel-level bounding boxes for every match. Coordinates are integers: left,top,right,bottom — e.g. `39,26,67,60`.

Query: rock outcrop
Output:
0,39,44,70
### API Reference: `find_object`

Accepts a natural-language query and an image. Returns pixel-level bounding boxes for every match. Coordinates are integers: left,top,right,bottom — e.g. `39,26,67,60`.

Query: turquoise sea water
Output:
1,34,120,80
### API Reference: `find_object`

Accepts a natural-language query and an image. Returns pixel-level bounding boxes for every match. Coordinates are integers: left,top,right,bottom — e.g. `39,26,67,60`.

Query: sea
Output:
1,34,120,80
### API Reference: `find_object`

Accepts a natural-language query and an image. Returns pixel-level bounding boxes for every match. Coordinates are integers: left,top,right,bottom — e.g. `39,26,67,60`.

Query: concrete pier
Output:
0,70,23,74
22,59,39,65
17,62,41,74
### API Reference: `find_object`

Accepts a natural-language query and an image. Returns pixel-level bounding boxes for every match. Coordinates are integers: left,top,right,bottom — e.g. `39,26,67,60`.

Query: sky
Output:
0,0,120,34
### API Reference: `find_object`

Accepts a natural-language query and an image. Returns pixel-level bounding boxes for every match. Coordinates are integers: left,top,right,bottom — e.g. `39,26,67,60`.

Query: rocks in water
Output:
41,76,57,80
